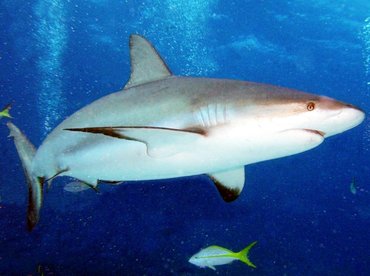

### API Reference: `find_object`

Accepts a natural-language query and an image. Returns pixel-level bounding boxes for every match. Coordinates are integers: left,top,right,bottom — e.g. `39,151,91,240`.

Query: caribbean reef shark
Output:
8,35,365,230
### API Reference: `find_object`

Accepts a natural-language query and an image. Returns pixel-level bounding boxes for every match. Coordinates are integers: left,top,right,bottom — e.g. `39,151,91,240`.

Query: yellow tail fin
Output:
237,241,257,268
0,104,12,118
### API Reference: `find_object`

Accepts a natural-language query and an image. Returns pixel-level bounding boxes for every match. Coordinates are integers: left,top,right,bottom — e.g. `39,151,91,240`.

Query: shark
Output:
8,34,365,231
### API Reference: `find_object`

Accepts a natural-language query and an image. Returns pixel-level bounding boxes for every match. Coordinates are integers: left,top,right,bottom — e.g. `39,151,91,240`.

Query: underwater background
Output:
0,0,370,274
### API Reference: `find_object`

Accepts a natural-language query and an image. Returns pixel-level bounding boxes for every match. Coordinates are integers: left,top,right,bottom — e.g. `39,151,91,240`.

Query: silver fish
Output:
63,181,92,193
189,241,257,270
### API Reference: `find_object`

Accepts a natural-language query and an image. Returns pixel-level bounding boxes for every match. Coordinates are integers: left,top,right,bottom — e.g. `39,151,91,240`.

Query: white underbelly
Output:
60,137,247,183
58,128,323,184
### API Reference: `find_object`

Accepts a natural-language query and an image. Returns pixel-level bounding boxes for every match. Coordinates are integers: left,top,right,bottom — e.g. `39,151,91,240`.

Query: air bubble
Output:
35,0,67,137
361,17,370,86
135,0,219,76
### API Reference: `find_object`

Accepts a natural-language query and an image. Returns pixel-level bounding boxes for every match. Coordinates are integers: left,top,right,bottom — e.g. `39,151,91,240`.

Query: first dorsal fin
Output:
124,34,172,89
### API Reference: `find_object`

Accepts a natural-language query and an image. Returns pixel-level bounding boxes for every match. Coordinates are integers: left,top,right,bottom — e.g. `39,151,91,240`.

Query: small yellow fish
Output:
189,241,257,270
0,104,12,119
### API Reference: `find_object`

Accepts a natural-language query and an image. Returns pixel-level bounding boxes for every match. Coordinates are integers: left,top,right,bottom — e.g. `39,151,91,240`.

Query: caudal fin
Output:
237,241,257,268
7,122,44,231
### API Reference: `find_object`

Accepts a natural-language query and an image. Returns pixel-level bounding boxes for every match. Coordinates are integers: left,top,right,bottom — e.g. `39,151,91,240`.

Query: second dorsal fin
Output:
124,34,172,89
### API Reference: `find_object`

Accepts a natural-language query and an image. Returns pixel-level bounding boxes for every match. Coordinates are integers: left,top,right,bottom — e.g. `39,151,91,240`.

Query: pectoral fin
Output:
65,126,206,158
209,167,245,202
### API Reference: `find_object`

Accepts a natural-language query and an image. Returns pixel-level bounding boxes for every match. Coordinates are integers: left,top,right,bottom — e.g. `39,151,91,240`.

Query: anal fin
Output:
98,180,124,185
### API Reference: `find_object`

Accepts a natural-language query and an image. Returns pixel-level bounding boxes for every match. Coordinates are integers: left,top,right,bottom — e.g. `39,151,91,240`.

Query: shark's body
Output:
8,35,365,230
34,78,329,182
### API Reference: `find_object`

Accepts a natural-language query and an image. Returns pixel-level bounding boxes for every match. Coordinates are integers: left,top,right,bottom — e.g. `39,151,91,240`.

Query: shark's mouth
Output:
304,129,326,137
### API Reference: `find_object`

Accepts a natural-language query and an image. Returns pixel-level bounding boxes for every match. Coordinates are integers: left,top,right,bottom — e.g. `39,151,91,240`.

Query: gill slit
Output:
199,108,206,128
215,103,218,125
207,105,211,127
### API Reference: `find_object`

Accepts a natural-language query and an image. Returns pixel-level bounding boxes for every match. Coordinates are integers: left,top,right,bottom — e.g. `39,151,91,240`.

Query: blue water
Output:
1,0,370,274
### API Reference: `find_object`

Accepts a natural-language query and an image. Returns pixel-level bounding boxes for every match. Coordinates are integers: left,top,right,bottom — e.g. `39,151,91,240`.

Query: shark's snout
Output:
318,97,365,137
339,104,365,128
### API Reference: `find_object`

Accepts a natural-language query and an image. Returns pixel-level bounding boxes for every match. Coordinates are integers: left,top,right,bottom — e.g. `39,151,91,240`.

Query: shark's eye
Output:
307,102,315,111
